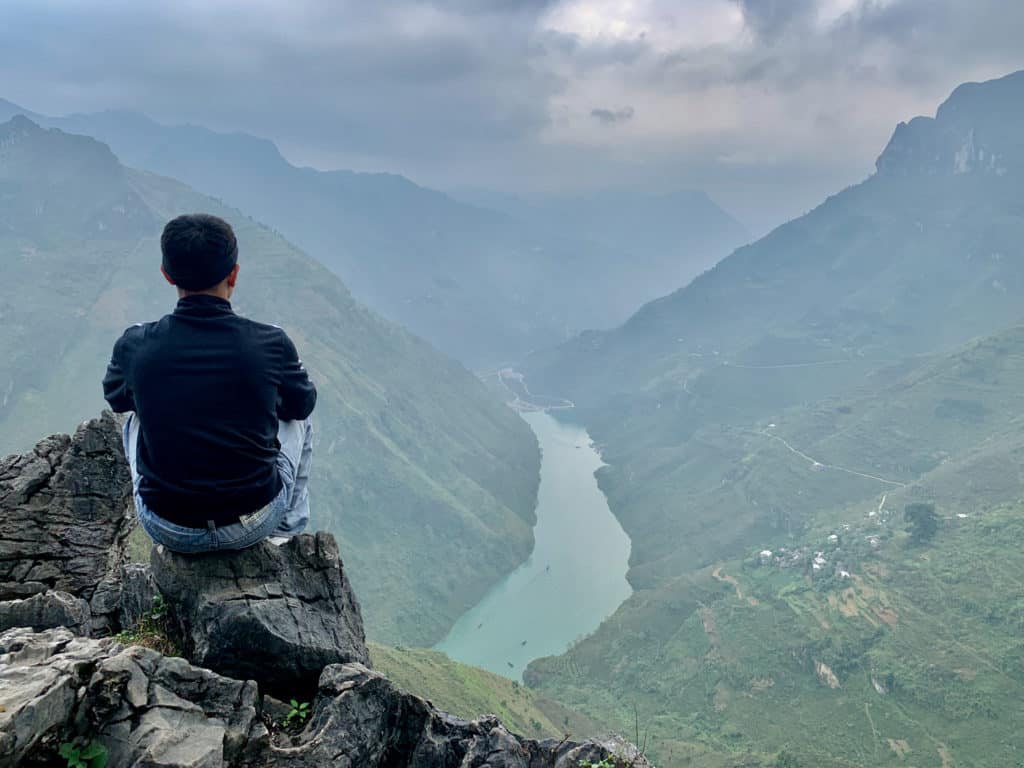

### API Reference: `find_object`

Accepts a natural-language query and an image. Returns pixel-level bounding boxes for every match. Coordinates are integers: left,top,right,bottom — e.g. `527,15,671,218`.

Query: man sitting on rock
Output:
103,213,317,553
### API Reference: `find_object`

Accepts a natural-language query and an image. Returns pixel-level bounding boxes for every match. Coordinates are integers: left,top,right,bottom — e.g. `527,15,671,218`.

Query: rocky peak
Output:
0,115,119,174
0,113,40,141
0,411,131,595
875,69,1023,178
0,115,156,240
151,532,370,699
0,414,652,767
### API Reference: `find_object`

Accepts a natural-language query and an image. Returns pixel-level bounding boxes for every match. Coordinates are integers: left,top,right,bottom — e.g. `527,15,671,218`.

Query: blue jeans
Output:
123,413,313,553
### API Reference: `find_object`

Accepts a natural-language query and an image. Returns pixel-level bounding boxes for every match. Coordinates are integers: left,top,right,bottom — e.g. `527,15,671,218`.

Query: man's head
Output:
160,214,240,299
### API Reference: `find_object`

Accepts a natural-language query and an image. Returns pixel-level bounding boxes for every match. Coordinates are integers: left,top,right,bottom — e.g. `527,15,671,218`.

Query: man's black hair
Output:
161,213,239,292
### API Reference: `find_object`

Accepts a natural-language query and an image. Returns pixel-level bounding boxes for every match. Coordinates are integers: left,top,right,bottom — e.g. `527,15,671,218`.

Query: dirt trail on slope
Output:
753,430,907,487
712,567,759,606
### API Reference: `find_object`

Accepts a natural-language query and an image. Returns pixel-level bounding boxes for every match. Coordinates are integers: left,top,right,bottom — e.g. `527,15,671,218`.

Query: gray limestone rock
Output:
0,412,134,603
0,627,100,765
0,415,651,768
1,629,649,768
251,662,651,768
0,627,266,768
0,589,91,635
151,532,369,697
90,562,159,636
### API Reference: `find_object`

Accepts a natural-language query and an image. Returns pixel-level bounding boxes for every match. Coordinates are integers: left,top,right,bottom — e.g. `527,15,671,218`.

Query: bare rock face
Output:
0,415,652,767
253,662,650,768
0,626,266,768
0,590,91,636
151,532,370,698
1,628,650,768
89,562,159,636
0,413,138,636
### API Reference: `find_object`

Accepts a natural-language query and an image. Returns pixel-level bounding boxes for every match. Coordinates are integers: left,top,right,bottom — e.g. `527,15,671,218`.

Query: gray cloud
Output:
0,0,1022,233
590,106,635,125
733,0,817,42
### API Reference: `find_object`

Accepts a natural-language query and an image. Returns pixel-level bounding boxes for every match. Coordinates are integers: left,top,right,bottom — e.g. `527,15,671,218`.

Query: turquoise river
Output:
436,410,632,679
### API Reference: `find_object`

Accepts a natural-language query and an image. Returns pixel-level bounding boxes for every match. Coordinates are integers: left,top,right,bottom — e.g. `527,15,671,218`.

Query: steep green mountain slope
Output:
0,103,748,367
368,644,603,741
523,70,1024,584
451,186,750,308
527,70,1024,409
0,115,540,646
370,644,764,766
527,326,1024,767
515,71,1024,767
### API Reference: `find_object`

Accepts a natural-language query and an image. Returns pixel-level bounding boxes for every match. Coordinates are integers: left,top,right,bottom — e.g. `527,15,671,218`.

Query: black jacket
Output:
103,295,316,524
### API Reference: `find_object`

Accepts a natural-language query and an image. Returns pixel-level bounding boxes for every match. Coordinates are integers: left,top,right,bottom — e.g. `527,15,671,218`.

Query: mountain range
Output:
524,71,1024,582
519,70,1024,766
0,114,540,647
0,99,749,368
4,62,1024,767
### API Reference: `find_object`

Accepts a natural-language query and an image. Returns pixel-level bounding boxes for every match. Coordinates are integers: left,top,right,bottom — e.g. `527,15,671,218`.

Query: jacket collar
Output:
174,295,234,315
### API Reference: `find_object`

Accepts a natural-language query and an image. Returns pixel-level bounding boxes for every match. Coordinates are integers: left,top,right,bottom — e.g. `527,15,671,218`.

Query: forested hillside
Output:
524,71,1024,582
0,115,540,646
528,330,1024,765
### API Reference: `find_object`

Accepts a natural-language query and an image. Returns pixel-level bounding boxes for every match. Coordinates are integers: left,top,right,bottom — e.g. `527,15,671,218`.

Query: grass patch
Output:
369,643,604,740
114,595,180,657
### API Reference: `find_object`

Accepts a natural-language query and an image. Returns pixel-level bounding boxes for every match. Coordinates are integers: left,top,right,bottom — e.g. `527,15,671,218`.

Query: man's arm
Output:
278,332,317,421
102,335,136,413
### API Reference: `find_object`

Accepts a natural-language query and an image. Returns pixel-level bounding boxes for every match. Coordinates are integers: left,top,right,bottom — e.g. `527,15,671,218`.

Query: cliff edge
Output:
0,413,650,768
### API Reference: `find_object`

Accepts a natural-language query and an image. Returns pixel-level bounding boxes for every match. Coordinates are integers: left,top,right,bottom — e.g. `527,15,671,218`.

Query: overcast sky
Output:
2,0,1022,233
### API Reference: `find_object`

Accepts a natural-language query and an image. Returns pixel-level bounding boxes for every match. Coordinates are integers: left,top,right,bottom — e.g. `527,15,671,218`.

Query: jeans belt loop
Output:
206,520,216,533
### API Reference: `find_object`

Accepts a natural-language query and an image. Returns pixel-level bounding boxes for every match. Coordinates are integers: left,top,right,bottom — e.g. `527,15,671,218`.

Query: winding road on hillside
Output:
722,357,900,370
494,369,574,412
754,429,907,488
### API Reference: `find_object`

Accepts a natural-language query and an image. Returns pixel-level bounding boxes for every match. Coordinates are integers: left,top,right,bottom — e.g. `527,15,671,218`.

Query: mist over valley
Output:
2,3,1023,766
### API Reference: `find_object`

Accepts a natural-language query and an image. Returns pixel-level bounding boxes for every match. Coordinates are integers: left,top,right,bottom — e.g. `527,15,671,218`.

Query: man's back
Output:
104,294,316,523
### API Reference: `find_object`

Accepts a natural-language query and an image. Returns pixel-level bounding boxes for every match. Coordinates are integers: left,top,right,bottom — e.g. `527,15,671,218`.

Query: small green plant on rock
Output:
58,740,108,768
284,699,311,728
115,594,178,656
148,594,168,621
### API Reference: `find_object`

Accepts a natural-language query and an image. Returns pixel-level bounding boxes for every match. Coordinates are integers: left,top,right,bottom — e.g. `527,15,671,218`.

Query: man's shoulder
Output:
115,319,161,345
236,316,293,344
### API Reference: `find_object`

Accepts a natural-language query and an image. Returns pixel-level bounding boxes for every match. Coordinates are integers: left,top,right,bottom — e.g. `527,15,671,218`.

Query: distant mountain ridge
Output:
452,186,750,301
525,69,1024,409
522,68,1024,588
517,69,1024,767
0,101,749,367
877,71,1024,177
0,115,540,646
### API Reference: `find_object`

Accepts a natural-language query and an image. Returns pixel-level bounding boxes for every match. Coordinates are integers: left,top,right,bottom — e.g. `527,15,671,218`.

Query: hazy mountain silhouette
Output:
526,70,1024,408
0,102,747,367
0,115,540,646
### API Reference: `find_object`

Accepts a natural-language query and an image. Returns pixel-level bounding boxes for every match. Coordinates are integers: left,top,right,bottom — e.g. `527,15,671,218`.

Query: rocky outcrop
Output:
0,415,651,767
151,533,369,698
254,662,646,768
0,413,140,636
89,563,159,636
0,627,265,768
876,70,1023,177
1,627,648,768
0,589,91,636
